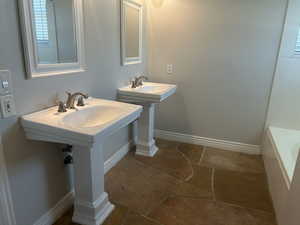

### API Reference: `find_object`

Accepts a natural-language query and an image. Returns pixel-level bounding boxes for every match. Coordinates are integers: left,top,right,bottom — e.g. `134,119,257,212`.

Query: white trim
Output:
104,141,132,174
155,129,261,155
121,0,143,66
72,200,114,225
266,128,292,189
0,136,16,225
18,0,86,79
33,141,131,225
33,191,74,225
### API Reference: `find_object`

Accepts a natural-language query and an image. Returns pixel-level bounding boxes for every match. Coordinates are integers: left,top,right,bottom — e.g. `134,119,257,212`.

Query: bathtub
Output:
263,126,300,225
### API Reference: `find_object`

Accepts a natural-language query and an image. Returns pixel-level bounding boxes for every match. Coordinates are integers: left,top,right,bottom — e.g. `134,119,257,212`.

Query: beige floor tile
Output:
123,211,161,225
134,147,193,180
105,154,178,215
177,143,204,164
214,169,274,213
149,197,276,225
201,147,265,173
170,167,213,199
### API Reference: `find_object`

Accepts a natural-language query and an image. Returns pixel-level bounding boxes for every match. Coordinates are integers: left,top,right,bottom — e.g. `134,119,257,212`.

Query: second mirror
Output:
121,0,143,66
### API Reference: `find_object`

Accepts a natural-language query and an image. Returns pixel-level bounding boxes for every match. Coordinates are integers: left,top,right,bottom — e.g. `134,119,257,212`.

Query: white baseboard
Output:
104,141,132,174
33,191,74,225
155,129,261,155
33,141,132,225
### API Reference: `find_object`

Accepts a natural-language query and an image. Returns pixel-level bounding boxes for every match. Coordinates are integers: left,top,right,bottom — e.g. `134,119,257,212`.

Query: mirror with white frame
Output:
18,0,85,78
121,0,143,66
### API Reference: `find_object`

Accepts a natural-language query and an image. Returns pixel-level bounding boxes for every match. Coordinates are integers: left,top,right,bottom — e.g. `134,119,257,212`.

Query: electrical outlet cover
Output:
0,95,16,118
167,64,173,74
0,70,12,95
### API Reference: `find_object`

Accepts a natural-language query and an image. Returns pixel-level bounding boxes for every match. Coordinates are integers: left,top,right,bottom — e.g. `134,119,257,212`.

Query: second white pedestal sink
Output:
118,82,177,157
21,98,142,225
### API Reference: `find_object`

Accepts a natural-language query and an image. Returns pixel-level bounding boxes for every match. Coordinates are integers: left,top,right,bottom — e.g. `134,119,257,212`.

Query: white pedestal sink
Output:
21,98,142,225
118,82,177,157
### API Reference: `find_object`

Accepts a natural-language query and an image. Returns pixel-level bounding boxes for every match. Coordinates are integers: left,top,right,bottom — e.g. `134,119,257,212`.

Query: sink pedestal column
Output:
72,141,114,225
136,103,159,157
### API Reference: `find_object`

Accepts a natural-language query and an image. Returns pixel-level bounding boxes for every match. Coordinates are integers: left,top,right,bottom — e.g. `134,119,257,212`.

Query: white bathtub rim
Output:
267,127,291,189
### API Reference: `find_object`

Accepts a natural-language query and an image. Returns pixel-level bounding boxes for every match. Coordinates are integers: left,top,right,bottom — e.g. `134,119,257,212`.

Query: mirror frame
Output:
18,0,86,79
121,0,143,66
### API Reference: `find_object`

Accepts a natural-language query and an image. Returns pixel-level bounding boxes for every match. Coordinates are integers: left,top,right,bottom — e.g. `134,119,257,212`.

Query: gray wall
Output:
148,0,287,145
0,0,147,225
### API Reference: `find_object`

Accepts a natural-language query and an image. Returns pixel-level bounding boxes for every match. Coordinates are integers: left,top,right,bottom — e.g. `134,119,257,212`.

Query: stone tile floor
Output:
53,139,277,225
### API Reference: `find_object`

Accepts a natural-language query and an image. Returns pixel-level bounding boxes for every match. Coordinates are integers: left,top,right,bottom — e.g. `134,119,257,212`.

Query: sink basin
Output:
21,97,142,225
62,105,128,129
118,82,177,103
21,97,142,144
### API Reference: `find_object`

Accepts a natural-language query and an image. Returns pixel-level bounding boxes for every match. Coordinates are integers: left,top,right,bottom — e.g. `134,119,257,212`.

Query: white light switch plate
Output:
0,95,16,118
0,70,12,95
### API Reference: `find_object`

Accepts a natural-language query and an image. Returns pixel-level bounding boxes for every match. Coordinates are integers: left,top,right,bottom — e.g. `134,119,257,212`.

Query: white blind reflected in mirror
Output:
294,26,300,54
32,0,49,43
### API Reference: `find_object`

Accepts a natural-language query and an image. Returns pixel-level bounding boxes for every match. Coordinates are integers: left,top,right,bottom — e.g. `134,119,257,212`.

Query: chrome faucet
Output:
66,92,89,109
131,75,148,88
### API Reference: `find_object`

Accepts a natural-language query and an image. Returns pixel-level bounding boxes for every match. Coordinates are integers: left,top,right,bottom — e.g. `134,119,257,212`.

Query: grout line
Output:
211,168,216,201
198,146,206,165
146,192,170,215
144,194,170,225
215,199,275,215
175,144,194,182
209,169,274,215
132,144,188,182
142,140,194,182
141,214,164,225
135,158,183,182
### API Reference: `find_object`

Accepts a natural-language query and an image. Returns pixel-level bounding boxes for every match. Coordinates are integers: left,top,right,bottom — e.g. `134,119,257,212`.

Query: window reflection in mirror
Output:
32,0,77,64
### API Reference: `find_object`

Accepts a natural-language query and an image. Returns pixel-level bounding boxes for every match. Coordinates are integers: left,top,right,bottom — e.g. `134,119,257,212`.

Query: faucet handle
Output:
77,96,85,107
58,101,67,113
130,79,136,88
